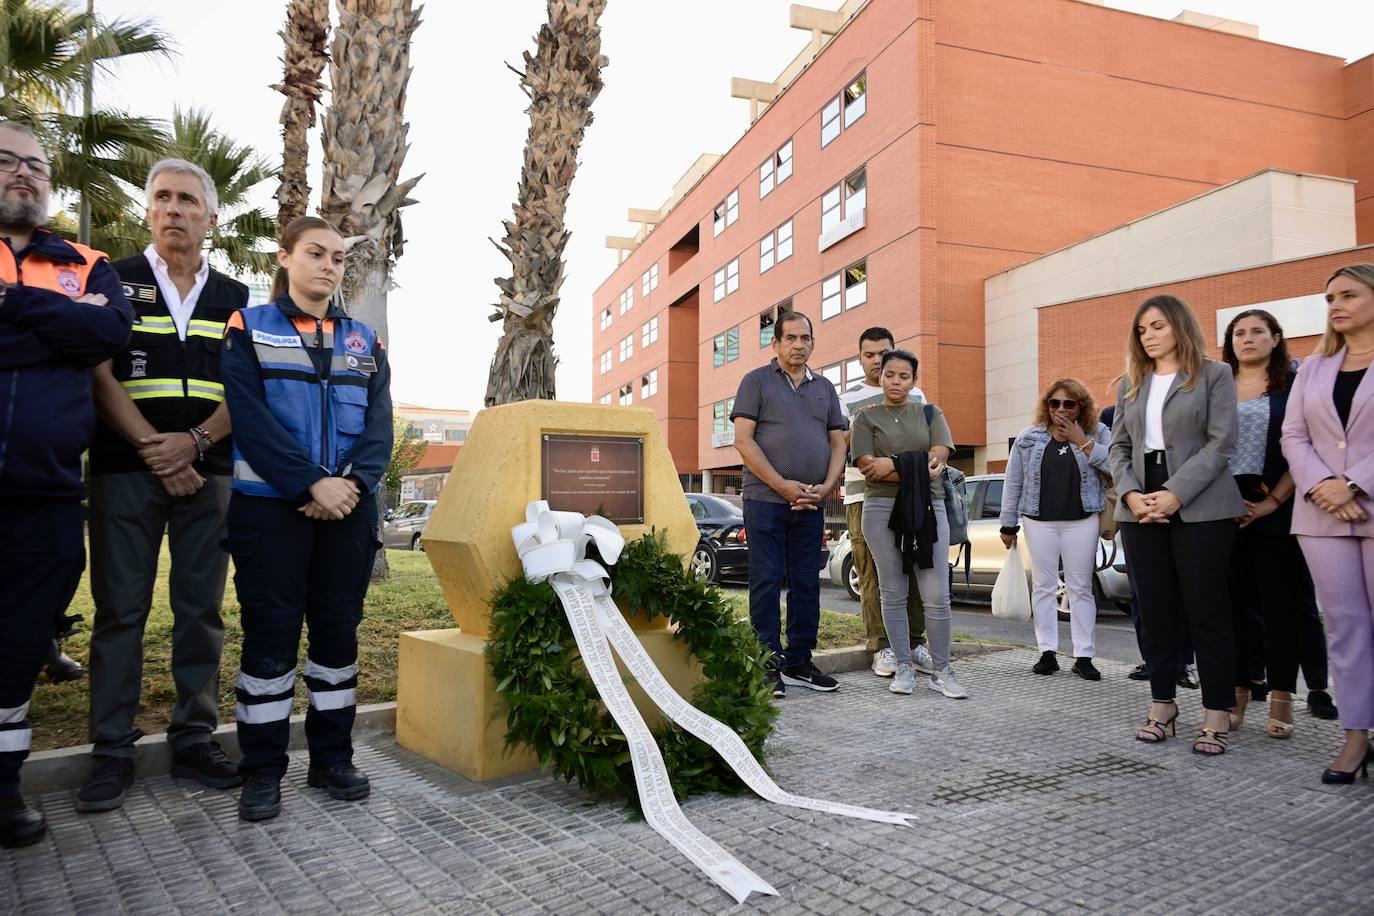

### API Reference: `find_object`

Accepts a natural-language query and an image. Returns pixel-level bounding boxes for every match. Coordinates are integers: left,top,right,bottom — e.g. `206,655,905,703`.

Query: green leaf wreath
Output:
485,530,778,802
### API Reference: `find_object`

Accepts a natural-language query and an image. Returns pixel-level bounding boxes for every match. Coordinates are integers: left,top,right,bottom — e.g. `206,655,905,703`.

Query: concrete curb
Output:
22,641,1012,793
21,703,397,795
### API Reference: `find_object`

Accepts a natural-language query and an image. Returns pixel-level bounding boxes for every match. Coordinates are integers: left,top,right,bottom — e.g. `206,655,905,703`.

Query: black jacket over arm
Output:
889,450,937,573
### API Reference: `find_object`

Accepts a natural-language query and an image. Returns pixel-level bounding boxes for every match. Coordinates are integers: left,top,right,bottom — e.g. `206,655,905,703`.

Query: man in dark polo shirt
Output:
730,311,847,698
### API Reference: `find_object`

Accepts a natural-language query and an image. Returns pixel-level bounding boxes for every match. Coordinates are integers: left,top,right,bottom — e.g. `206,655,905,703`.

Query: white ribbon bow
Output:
511,501,914,904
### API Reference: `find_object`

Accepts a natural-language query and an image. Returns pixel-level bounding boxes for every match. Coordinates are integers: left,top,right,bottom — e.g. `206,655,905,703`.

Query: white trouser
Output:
1022,516,1098,658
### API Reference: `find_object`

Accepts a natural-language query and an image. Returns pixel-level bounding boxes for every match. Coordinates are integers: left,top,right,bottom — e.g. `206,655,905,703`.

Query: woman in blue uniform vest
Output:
220,216,392,821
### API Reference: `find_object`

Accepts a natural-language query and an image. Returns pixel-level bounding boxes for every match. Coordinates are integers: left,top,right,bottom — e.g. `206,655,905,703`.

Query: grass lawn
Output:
29,549,873,752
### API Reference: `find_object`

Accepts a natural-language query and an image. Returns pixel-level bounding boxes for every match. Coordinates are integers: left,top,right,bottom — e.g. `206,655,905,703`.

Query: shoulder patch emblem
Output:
344,332,368,353
57,268,81,295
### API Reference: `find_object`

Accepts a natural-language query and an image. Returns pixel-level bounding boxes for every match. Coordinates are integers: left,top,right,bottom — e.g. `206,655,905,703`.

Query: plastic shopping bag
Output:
991,543,1032,622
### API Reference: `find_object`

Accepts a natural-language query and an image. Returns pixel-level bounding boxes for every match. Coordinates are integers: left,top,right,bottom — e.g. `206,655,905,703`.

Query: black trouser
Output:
0,500,85,798
1229,527,1315,695
88,472,231,755
224,492,379,779
1120,456,1235,711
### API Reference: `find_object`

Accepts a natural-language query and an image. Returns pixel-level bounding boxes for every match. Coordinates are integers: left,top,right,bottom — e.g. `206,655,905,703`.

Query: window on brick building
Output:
641,315,658,348
619,286,633,315
713,326,740,367
641,263,659,296
844,73,867,127
599,350,612,374
641,368,658,398
712,397,736,438
844,358,863,385
599,305,612,331
821,185,842,235
619,335,633,362
712,188,739,237
820,362,843,386
759,139,793,198
821,260,868,319
618,383,633,406
821,96,841,147
845,167,866,217
776,140,793,184
776,219,793,263
599,393,612,405
759,157,774,200
713,257,739,303
759,232,775,273
758,299,793,348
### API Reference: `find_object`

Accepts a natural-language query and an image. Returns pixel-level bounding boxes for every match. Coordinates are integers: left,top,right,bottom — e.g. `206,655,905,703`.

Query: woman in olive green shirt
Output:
851,350,967,699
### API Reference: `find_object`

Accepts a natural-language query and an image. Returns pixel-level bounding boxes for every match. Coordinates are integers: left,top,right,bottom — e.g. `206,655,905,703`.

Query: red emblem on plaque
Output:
590,447,601,463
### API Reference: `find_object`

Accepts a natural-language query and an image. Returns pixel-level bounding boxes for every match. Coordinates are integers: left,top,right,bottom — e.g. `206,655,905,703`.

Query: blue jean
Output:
744,498,823,669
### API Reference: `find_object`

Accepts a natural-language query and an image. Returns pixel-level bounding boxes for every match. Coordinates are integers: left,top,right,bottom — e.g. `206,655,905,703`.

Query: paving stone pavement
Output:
4,648,1372,915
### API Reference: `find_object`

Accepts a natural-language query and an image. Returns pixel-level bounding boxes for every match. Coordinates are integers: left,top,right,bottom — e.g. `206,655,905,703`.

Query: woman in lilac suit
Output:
1281,263,1374,783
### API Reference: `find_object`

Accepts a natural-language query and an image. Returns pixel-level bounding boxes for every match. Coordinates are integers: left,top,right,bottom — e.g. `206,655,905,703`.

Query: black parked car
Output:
686,492,828,584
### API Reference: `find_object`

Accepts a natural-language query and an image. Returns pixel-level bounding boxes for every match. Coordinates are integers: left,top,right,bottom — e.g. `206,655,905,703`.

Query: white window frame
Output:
820,362,843,386
776,140,793,185
821,272,843,320
599,306,612,331
641,263,658,296
759,233,775,274
844,166,867,219
619,286,633,315
712,326,740,367
821,95,841,147
599,393,613,405
776,219,793,264
758,299,792,348
641,368,658,399
619,335,633,363
821,185,842,235
712,188,740,238
618,382,633,406
843,72,867,128
641,314,658,348
844,358,863,386
759,156,775,199
599,350,612,374
713,257,740,303
845,260,868,311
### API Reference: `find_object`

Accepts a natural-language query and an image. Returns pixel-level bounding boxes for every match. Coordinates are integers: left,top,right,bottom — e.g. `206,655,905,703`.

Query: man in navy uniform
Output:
0,121,133,847
77,159,249,812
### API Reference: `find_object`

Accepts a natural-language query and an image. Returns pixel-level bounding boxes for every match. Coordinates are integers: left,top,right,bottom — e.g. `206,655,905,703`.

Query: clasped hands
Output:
138,431,204,497
778,479,829,511
1124,489,1181,524
300,476,362,520
856,454,945,483
1309,477,1368,524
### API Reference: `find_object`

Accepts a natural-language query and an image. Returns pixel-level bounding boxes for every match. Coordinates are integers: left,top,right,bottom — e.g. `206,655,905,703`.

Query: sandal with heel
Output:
1193,727,1230,756
1265,696,1295,740
1229,686,1249,731
1135,701,1178,744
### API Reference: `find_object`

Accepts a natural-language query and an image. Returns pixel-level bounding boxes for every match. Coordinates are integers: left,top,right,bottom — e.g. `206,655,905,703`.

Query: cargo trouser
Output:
224,492,379,779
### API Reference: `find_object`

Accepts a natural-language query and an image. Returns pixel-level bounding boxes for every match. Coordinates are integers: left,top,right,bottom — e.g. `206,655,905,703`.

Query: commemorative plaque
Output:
541,434,645,524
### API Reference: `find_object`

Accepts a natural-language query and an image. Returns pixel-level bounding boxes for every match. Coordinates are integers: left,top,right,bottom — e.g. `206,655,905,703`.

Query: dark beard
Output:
0,196,47,232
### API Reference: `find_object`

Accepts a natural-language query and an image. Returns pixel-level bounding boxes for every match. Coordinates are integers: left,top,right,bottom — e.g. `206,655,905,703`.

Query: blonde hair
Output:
1032,378,1098,435
1314,264,1374,357
1123,295,1209,401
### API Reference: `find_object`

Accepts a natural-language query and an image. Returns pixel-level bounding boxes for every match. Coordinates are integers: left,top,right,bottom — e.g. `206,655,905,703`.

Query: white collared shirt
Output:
143,243,209,341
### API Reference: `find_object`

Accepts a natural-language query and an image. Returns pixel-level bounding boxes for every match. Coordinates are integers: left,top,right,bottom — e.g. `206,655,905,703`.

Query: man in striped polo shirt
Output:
839,327,932,678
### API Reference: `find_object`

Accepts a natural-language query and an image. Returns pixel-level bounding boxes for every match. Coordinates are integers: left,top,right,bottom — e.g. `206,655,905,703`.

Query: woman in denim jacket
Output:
999,378,1113,680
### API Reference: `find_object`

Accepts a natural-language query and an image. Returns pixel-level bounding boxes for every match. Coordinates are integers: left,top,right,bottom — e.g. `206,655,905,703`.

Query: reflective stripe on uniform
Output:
236,668,296,697
235,699,293,724
0,703,29,725
308,687,356,711
186,378,225,402
0,727,32,753
303,660,358,686
232,459,268,485
120,377,185,399
132,316,177,335
187,318,226,340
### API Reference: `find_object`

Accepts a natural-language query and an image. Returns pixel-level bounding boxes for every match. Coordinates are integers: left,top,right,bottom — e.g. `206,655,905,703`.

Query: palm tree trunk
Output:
318,0,422,349
319,0,422,580
273,0,330,233
484,0,608,407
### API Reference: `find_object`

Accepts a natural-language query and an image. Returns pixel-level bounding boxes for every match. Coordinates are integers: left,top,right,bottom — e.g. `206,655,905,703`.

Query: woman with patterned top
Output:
1223,310,1330,739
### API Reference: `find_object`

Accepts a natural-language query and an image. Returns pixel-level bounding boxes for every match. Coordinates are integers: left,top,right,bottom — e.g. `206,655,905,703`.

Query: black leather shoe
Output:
1308,690,1339,720
75,756,134,812
1127,663,1151,681
307,764,371,801
0,795,46,848
1072,657,1102,681
1321,743,1374,785
1176,665,1199,690
237,774,282,821
1032,651,1059,675
43,640,83,683
171,740,242,789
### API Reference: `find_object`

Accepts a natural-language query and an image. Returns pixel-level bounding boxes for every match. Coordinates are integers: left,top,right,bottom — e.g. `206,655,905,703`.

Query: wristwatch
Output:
1346,477,1363,496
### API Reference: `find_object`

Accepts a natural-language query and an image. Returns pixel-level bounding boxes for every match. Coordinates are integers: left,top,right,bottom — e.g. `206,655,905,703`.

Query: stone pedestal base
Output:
396,625,703,782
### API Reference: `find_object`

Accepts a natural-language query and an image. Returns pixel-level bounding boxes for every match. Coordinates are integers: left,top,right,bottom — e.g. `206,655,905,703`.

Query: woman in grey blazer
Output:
1109,295,1244,756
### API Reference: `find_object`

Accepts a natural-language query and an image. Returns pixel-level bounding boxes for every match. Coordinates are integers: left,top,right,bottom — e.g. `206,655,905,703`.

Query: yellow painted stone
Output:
422,401,698,638
398,401,707,782
395,627,704,783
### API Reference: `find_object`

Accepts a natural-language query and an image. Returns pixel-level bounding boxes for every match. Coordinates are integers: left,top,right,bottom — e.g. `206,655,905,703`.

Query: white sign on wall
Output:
400,480,416,501
1215,294,1326,346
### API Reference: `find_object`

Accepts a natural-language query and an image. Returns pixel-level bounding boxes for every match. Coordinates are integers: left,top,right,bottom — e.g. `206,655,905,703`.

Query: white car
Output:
828,474,1131,616
382,500,437,551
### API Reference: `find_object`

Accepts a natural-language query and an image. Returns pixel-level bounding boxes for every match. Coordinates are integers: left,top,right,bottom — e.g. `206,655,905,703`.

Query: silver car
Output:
828,474,1131,615
382,500,436,551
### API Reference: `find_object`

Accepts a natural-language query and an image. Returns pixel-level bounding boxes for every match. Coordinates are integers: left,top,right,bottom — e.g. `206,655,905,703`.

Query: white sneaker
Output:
890,662,917,694
912,644,936,676
928,665,969,699
871,647,897,677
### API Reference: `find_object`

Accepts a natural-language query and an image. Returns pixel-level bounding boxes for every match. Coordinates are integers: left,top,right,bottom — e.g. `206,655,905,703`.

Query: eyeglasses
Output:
1047,399,1078,410
0,149,52,182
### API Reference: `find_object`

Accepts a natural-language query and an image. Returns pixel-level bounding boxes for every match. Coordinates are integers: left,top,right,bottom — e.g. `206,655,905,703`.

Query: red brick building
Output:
592,0,1374,481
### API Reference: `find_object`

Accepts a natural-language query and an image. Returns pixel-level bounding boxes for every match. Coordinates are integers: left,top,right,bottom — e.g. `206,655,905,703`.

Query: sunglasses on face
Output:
1047,399,1078,410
